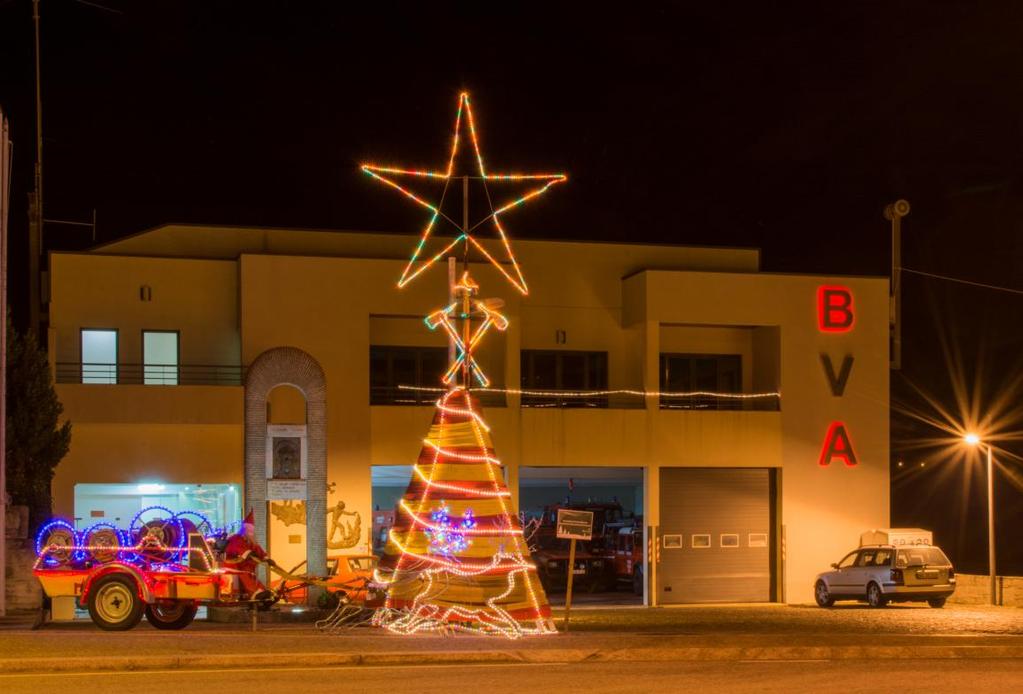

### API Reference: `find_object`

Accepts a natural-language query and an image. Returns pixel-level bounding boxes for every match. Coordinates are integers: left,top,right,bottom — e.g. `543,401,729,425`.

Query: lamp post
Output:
964,433,997,605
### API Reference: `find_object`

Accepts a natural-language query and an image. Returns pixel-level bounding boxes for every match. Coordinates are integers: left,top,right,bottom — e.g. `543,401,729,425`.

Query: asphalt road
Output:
3,659,1022,693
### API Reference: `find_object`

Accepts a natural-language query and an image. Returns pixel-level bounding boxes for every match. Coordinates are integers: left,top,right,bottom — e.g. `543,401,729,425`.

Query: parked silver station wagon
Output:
814,545,956,608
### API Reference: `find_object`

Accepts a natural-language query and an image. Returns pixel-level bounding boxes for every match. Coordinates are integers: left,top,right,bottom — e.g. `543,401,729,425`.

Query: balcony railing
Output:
374,387,780,411
56,363,245,386
520,390,779,410
371,386,507,407
658,393,779,411
520,391,638,409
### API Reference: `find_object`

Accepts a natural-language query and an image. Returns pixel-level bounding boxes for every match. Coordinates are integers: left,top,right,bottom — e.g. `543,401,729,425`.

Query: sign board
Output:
266,479,308,501
556,509,594,541
859,528,932,547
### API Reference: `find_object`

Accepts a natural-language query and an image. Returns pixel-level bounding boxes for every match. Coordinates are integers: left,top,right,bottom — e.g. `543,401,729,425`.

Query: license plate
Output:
572,568,585,575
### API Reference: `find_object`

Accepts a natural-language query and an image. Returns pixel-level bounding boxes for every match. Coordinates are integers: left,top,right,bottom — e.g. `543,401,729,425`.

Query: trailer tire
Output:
145,602,198,630
88,574,144,631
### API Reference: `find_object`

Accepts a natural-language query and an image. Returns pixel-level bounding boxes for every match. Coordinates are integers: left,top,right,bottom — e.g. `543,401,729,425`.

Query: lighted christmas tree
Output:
363,92,563,637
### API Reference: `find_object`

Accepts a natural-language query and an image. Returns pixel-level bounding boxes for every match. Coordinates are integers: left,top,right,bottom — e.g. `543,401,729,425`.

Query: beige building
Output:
47,223,889,604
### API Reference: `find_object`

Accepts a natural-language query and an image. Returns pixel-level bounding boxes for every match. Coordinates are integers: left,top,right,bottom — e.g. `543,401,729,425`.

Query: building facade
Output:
47,224,889,604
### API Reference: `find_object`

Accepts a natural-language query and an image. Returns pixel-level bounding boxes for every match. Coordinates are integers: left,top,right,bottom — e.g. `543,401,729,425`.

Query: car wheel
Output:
88,574,145,631
814,580,835,607
866,582,887,608
927,597,947,609
145,602,198,630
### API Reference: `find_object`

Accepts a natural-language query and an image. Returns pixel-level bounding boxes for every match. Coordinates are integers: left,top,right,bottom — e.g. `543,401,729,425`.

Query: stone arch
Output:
245,346,327,582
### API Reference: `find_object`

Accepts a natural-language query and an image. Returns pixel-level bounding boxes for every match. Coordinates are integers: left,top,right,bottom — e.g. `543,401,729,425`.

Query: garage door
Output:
657,468,772,603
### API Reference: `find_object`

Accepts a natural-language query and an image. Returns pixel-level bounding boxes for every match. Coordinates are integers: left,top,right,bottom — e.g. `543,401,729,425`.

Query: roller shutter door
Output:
657,468,771,603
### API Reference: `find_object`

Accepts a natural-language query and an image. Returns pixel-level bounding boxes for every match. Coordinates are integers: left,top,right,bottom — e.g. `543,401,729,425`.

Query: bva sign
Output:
817,286,857,467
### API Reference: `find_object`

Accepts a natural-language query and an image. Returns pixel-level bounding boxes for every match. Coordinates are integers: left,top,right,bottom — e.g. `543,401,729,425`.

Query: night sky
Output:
2,1,1022,573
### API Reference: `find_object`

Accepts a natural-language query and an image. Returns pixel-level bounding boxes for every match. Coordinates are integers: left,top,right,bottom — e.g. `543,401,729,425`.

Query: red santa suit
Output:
224,511,268,596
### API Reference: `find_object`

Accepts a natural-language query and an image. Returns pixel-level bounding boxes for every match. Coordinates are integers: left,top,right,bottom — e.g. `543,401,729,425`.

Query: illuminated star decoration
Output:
424,271,509,387
361,92,567,295
424,502,477,556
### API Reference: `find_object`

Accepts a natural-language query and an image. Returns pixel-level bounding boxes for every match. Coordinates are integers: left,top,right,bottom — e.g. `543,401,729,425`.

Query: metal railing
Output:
370,386,506,408
519,391,779,410
520,392,635,409
56,363,245,386
658,394,780,411
371,386,779,411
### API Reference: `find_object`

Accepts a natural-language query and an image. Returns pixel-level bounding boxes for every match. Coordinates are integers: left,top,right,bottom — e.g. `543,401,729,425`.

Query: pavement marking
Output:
0,661,573,679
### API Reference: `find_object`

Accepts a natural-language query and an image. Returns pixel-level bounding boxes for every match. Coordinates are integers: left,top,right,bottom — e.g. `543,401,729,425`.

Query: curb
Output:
3,644,1023,674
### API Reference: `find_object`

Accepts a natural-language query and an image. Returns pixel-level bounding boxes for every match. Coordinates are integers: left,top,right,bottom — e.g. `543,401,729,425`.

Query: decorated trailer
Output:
33,508,271,631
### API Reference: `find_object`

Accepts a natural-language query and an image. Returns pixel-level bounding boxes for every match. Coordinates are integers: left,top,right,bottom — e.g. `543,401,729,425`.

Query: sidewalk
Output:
1,604,1021,673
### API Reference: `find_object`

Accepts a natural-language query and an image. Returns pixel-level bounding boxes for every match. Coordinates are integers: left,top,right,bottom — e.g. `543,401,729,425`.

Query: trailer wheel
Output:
145,602,198,630
88,574,144,631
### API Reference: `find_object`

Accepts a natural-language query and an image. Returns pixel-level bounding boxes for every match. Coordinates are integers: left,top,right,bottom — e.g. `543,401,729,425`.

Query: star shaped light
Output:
361,92,566,295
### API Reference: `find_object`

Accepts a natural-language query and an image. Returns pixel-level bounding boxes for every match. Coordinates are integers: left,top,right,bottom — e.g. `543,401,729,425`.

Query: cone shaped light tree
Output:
362,92,564,637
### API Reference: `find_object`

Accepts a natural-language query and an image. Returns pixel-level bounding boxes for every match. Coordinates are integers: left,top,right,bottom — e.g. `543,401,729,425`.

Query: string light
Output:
422,438,502,465
421,502,476,555
400,384,782,400
400,499,518,537
375,388,554,637
34,533,218,573
411,465,511,497
33,508,237,573
424,272,509,387
361,92,566,295
369,91,557,638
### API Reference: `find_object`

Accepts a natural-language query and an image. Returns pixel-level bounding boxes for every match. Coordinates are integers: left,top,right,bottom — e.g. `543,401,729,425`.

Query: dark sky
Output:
2,1,1022,572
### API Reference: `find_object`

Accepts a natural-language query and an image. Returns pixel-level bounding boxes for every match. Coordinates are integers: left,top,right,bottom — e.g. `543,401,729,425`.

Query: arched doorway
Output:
244,347,327,590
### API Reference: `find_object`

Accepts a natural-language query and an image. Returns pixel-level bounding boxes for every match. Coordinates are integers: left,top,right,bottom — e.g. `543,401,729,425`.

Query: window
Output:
659,353,742,409
871,550,893,567
748,533,768,548
143,331,179,385
895,547,951,568
81,329,117,384
720,533,739,548
663,534,683,549
836,552,858,569
370,346,448,404
855,550,876,567
691,534,711,549
520,350,608,407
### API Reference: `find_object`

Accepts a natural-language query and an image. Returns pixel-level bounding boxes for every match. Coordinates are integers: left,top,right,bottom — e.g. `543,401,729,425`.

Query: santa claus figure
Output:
224,510,275,599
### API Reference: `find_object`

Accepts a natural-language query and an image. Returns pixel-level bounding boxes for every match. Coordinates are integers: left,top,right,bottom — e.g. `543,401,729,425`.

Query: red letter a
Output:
819,422,858,467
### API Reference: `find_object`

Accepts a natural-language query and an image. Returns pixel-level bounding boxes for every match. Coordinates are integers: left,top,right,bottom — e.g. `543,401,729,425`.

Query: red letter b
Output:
818,286,854,332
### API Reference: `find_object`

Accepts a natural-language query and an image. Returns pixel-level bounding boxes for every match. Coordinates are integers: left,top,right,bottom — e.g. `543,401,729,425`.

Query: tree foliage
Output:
5,319,72,529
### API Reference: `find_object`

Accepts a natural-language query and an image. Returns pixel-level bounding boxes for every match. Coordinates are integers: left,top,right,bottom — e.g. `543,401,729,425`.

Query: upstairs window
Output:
659,353,742,409
81,329,117,384
520,350,608,407
370,345,448,405
143,331,179,385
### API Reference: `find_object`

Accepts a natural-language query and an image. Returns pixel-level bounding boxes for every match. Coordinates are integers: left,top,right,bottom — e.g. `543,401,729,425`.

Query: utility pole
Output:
28,0,44,339
1,107,11,617
884,199,910,370
986,445,997,605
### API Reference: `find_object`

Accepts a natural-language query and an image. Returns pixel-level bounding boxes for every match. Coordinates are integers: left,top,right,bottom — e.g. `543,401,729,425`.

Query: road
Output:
2,659,1022,693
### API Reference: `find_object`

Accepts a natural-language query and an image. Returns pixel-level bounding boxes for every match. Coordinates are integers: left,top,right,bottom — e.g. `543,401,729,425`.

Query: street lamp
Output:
963,433,997,605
